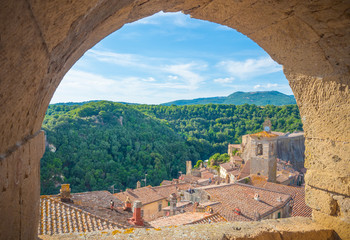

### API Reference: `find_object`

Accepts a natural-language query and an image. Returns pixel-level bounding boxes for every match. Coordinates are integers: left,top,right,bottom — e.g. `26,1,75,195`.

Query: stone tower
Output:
186,160,192,175
249,131,278,182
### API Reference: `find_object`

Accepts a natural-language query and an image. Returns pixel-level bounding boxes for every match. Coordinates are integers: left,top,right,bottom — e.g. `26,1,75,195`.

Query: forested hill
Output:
162,91,296,106
41,101,302,195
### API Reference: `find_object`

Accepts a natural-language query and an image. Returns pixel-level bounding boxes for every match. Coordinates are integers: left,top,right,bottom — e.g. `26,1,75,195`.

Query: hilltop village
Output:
38,120,310,236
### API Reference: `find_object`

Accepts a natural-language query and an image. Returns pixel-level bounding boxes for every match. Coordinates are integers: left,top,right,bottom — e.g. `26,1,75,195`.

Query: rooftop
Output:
238,160,251,179
258,182,312,217
38,196,124,235
220,162,237,171
149,212,226,228
250,131,279,138
152,183,191,198
114,186,165,205
202,183,291,221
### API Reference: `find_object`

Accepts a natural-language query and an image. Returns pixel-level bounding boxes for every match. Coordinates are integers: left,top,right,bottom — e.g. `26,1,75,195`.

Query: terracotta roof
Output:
202,172,215,179
68,191,137,227
149,212,226,228
271,131,286,136
152,183,191,199
238,160,251,179
160,180,173,186
259,182,312,217
232,155,243,161
114,186,165,205
190,212,227,225
179,175,201,183
250,131,279,138
248,175,268,187
202,183,292,222
227,169,241,176
38,196,124,235
220,162,237,171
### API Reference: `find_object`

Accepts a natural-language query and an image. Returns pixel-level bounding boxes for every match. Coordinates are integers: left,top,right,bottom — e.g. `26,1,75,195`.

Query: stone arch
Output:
0,0,349,239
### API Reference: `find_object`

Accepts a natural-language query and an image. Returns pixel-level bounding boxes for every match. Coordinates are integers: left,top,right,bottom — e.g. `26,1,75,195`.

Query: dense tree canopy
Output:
40,101,302,195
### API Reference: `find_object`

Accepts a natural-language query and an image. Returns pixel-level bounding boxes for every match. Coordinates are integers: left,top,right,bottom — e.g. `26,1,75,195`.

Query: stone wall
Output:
276,134,305,170
0,0,349,239
0,131,45,239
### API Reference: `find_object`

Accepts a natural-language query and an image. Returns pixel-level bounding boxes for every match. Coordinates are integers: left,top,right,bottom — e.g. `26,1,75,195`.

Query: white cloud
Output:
165,63,206,90
51,70,158,104
86,50,207,91
253,83,282,91
142,77,156,82
267,83,278,88
213,77,235,84
168,75,178,80
217,57,282,79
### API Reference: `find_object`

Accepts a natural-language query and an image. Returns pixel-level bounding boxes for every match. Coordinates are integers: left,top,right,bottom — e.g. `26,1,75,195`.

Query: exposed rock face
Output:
0,0,349,239
277,133,305,171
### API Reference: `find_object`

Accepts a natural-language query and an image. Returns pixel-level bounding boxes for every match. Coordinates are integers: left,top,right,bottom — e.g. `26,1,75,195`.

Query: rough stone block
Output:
313,210,350,240
333,195,350,219
305,170,350,196
304,138,350,175
305,185,337,215
0,131,45,240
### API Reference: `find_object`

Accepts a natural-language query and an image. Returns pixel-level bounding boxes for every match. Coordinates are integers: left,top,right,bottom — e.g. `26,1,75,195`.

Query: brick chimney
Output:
123,196,132,212
128,200,144,226
59,184,72,202
136,181,141,189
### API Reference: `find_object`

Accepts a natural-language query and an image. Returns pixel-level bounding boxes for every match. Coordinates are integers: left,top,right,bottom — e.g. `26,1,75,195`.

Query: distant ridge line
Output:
161,91,296,106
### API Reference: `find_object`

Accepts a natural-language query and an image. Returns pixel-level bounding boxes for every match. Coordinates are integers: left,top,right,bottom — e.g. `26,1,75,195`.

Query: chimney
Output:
169,194,177,216
123,196,132,212
59,184,71,203
254,193,260,201
193,202,199,213
128,200,144,226
186,161,192,175
136,181,141,189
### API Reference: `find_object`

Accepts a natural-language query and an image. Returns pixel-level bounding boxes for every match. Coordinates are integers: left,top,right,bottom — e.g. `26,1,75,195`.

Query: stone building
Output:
242,130,279,182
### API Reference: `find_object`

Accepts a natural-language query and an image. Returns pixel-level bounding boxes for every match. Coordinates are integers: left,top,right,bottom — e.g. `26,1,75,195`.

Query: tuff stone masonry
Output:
0,0,349,239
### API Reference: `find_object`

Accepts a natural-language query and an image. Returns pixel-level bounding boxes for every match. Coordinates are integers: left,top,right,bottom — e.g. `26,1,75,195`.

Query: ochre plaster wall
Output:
142,199,168,221
0,0,349,239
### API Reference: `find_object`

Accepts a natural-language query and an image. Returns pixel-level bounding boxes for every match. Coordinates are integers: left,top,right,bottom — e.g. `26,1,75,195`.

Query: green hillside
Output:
40,101,302,195
162,91,296,106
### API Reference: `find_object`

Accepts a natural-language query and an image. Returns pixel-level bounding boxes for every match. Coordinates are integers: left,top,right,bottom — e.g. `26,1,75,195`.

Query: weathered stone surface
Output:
304,138,350,175
305,169,350,196
305,185,338,215
0,131,45,240
0,0,49,154
0,0,349,238
38,217,340,240
313,210,350,240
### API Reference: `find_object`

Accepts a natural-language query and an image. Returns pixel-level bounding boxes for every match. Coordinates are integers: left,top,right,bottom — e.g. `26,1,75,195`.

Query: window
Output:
158,202,162,212
257,144,263,155
141,210,144,217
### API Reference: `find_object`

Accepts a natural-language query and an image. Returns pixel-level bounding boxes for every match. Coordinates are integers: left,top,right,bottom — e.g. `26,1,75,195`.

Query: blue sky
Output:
51,11,292,104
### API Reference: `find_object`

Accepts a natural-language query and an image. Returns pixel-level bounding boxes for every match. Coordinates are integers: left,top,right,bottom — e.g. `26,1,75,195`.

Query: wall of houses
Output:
142,199,168,221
